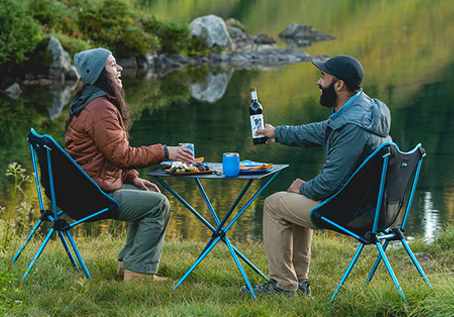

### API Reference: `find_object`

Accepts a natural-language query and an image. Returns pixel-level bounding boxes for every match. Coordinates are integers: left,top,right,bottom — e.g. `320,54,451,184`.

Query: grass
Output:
1,226,454,317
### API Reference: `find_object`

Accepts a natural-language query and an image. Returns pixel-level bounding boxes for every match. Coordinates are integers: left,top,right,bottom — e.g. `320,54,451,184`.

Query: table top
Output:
147,163,289,180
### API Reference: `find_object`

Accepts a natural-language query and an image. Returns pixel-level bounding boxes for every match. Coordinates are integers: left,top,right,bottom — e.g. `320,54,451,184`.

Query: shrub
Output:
0,0,42,73
78,0,159,57
56,33,92,58
142,15,190,55
21,36,54,76
28,0,65,32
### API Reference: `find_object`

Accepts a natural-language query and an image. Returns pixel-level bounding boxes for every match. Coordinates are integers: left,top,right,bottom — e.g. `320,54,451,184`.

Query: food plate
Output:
161,157,206,168
165,169,213,175
161,161,175,167
239,160,273,173
239,168,272,173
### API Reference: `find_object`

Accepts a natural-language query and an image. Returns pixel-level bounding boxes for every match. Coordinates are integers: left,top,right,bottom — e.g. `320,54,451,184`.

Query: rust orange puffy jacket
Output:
65,96,165,193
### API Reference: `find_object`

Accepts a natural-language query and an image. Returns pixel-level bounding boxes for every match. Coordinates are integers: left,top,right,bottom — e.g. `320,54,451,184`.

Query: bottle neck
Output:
250,90,258,101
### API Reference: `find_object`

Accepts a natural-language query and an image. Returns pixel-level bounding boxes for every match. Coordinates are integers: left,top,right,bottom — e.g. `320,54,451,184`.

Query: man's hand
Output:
287,178,305,194
168,146,194,163
132,177,161,193
255,124,276,142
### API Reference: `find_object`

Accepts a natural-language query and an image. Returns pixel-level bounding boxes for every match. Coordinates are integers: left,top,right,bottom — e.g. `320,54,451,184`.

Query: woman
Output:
65,48,193,281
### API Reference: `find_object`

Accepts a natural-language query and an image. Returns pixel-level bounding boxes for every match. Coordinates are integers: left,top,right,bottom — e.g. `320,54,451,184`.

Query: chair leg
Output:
366,240,390,284
400,239,432,287
22,228,55,279
11,219,43,264
57,231,79,269
65,231,92,279
330,243,365,301
375,242,406,300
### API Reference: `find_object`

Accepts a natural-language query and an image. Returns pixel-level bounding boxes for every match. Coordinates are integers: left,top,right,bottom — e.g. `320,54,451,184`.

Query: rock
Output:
253,34,277,45
228,26,246,40
137,56,149,70
190,68,234,103
225,18,247,32
39,79,53,86
47,36,79,82
278,23,335,47
210,52,231,63
117,57,138,69
190,15,234,51
280,37,312,49
414,252,433,265
3,83,22,100
144,53,156,69
279,23,313,38
48,84,75,119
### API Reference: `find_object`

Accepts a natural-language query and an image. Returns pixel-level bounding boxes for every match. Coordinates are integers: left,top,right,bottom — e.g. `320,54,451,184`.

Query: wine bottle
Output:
249,88,267,145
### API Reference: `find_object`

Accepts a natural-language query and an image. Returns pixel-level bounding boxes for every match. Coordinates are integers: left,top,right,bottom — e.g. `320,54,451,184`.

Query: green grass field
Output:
1,225,453,317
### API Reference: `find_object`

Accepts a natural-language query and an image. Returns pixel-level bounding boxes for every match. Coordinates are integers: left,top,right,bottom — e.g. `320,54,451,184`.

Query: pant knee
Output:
264,192,285,217
158,195,171,219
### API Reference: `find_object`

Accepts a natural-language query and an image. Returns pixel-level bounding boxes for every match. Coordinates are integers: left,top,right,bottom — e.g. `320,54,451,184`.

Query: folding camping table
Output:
148,163,288,298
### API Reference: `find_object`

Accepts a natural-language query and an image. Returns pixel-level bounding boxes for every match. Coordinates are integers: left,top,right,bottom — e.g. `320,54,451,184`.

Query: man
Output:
241,55,392,296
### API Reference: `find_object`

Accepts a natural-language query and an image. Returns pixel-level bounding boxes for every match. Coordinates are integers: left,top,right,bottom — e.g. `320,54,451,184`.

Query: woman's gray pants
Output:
109,184,170,274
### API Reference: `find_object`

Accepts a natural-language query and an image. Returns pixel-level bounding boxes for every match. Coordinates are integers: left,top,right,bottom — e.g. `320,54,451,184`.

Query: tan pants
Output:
263,191,320,291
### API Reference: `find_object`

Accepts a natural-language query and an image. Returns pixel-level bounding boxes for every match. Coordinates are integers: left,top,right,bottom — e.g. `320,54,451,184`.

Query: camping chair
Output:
310,142,432,301
11,128,120,279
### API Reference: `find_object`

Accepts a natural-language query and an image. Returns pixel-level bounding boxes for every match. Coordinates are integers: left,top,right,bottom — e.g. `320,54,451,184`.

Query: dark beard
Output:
319,81,337,108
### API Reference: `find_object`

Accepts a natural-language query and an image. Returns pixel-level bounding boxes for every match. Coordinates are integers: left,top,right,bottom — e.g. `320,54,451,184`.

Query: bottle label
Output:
250,91,257,100
250,114,265,138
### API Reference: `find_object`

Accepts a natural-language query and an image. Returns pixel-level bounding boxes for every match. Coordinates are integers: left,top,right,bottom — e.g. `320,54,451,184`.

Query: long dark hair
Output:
65,68,131,136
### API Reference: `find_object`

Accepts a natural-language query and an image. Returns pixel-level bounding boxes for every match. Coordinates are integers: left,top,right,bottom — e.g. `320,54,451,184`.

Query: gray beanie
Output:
74,48,112,85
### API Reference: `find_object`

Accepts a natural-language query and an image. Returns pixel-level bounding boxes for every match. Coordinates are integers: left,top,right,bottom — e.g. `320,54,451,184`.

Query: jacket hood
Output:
70,85,108,116
328,92,391,138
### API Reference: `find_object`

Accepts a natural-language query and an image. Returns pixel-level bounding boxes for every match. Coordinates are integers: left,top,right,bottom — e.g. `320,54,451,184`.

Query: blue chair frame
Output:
310,142,432,301
11,129,120,279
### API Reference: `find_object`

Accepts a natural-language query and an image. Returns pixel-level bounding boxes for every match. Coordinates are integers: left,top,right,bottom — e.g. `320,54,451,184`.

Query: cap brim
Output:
311,59,332,74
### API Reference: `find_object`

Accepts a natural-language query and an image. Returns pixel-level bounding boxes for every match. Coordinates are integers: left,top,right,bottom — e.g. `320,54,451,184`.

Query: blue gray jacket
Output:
275,92,392,201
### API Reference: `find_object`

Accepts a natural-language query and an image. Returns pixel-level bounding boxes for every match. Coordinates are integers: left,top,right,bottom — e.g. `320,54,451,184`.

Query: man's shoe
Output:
298,280,311,296
124,269,170,282
240,279,296,297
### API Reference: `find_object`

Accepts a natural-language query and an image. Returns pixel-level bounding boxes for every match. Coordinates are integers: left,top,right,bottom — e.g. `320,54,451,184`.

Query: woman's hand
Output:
167,146,194,163
255,123,276,142
132,177,161,193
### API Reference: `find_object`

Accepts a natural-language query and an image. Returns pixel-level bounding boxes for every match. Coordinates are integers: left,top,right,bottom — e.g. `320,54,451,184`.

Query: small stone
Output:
414,252,433,265
3,83,22,100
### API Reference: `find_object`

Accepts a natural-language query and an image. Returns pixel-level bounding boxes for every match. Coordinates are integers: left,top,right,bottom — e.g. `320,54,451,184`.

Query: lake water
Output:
1,0,453,241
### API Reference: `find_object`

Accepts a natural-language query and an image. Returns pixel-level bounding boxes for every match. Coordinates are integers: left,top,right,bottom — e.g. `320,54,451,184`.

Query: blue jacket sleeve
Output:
299,124,368,201
275,120,327,147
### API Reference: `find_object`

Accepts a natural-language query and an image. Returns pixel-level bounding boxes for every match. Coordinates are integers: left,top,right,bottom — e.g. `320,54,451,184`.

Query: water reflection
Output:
421,191,440,241
1,0,454,242
190,68,234,103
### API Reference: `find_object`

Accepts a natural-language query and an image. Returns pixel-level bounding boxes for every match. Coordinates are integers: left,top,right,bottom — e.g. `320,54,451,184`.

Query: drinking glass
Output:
179,143,195,162
223,152,240,177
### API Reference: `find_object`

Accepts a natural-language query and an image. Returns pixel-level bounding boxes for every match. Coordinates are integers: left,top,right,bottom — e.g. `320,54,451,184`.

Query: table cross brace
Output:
154,171,281,298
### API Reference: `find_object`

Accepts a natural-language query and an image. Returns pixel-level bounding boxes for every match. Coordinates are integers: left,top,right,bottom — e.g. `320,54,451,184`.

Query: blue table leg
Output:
222,235,256,298
195,179,252,257
224,172,280,233
173,236,222,290
155,172,281,293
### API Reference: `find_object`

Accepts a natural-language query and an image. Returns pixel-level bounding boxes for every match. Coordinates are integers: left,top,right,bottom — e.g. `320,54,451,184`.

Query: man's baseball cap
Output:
312,55,364,90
